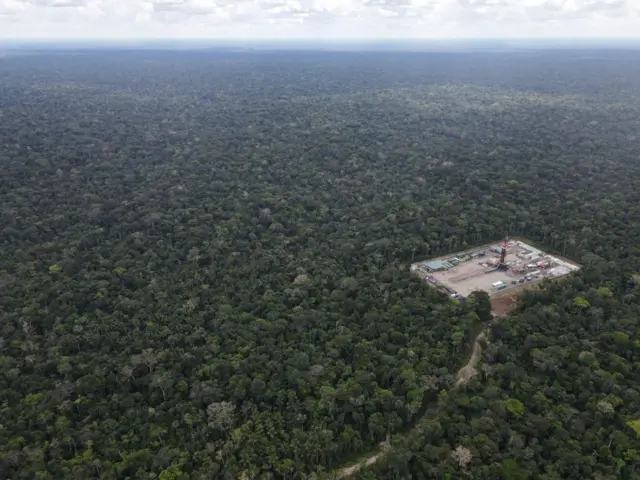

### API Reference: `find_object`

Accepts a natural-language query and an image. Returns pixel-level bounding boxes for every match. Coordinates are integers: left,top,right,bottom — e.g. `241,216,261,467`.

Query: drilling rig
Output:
497,237,508,271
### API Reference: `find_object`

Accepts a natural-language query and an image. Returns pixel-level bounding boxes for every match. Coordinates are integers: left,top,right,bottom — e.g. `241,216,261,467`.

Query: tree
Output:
452,445,473,469
469,290,493,322
207,402,236,432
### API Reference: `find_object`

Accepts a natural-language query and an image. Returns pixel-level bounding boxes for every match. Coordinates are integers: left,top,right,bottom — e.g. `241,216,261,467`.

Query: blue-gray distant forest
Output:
1,48,640,479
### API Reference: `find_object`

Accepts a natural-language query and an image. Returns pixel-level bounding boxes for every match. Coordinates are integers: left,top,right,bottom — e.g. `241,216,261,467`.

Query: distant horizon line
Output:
2,37,640,53
2,37,640,44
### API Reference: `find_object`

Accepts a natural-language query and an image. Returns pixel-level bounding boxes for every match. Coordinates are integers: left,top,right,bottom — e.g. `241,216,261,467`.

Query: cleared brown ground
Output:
491,292,519,316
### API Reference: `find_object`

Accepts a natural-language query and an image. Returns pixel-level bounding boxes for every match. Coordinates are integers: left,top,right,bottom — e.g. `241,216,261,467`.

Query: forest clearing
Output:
490,292,519,316
411,239,580,311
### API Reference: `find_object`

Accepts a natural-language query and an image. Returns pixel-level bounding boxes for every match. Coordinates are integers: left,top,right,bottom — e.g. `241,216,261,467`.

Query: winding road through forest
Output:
331,329,489,479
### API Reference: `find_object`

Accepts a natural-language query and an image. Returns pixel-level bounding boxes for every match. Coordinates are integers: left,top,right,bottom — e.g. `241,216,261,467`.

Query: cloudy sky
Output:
0,0,638,40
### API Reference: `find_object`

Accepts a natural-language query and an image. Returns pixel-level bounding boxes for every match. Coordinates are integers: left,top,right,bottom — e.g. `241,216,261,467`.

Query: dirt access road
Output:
330,329,489,479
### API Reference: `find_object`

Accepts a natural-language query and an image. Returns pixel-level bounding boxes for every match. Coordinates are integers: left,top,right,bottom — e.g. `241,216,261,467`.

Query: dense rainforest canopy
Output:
1,48,640,479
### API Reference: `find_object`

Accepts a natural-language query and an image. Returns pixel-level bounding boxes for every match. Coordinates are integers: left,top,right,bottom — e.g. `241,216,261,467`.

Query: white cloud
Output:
0,0,638,39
